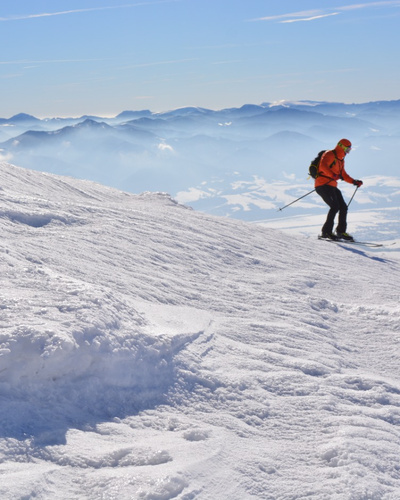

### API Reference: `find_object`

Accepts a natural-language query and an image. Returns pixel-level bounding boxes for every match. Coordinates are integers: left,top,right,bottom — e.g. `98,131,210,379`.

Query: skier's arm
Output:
341,168,355,184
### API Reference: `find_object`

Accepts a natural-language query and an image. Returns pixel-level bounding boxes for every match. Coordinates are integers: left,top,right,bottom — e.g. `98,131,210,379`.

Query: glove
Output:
353,179,363,187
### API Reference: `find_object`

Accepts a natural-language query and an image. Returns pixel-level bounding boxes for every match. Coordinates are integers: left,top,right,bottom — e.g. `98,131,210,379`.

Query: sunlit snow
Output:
1,162,400,499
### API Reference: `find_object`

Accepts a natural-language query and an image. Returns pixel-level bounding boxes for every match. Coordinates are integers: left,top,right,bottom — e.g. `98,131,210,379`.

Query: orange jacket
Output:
315,145,355,188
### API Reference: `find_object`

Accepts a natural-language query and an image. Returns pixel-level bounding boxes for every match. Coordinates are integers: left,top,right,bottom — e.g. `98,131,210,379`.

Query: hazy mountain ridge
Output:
3,99,398,131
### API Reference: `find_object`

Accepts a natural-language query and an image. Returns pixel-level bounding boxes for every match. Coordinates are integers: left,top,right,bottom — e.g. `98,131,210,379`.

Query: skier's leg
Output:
316,186,340,234
336,190,349,234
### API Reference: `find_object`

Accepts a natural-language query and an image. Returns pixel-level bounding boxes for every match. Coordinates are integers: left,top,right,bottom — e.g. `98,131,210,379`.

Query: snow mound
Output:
0,268,212,441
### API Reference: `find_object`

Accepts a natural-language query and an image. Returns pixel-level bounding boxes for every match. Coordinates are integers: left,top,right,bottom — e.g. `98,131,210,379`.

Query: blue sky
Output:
1,0,399,117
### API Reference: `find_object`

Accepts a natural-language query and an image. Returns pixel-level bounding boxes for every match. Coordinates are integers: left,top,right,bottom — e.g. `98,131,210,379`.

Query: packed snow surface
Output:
0,162,400,499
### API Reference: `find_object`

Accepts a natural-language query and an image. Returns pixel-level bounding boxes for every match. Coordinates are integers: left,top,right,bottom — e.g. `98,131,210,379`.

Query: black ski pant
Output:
316,185,348,234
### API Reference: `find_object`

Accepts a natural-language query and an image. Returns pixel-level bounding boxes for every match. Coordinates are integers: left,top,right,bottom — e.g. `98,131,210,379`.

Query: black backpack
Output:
308,150,326,179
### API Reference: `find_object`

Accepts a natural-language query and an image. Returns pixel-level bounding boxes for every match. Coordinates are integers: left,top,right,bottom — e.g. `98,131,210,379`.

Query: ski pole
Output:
277,188,316,211
277,178,333,212
347,186,359,208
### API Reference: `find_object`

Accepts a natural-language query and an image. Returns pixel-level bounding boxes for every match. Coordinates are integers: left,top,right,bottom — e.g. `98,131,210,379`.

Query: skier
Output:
316,138,363,241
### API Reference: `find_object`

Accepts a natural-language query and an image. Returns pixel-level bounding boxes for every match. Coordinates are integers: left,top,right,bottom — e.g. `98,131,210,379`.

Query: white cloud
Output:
0,1,180,22
252,1,400,23
175,187,212,204
0,149,13,162
158,143,174,153
222,194,276,211
253,10,323,22
364,175,400,188
338,1,400,12
0,58,106,65
281,13,339,23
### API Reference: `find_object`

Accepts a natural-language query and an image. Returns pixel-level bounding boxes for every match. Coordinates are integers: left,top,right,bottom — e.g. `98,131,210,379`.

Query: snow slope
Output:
1,162,400,499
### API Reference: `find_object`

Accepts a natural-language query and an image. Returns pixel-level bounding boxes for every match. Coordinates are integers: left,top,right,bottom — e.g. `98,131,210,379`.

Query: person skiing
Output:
315,138,363,241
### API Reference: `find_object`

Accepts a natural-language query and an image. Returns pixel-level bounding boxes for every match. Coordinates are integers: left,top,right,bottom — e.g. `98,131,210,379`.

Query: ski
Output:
318,236,385,248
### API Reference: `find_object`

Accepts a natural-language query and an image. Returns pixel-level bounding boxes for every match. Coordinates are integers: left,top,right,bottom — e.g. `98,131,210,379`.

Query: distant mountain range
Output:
1,100,399,223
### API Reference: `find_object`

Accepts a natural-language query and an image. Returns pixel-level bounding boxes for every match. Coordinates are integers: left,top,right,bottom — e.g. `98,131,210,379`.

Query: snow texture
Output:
0,162,400,499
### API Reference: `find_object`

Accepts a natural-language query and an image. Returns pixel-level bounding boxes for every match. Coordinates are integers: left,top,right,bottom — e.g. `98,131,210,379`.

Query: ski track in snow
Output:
0,162,400,499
